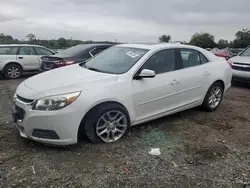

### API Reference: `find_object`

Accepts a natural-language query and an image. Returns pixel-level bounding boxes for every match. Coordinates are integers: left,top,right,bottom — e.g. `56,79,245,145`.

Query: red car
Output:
210,48,233,60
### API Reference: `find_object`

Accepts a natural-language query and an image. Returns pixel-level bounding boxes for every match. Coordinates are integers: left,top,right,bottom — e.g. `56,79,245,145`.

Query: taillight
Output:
227,60,233,68
56,60,75,67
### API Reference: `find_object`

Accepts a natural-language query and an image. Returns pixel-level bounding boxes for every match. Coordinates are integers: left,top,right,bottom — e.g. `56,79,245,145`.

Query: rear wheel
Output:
4,64,22,79
82,103,130,144
202,82,224,112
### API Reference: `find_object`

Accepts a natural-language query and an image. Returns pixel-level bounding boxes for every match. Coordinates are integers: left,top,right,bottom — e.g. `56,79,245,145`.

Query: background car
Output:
0,44,55,79
228,45,250,84
40,43,113,71
210,48,233,60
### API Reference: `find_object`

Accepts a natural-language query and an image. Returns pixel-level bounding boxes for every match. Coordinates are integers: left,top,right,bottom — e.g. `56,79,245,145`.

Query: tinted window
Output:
89,48,97,56
142,49,175,74
180,49,201,68
35,47,54,56
97,47,108,53
200,53,209,64
0,47,18,55
84,47,148,74
56,45,90,57
19,47,36,55
241,46,250,56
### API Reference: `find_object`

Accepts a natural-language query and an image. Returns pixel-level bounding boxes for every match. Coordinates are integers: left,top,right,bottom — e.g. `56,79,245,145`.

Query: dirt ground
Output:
0,75,250,188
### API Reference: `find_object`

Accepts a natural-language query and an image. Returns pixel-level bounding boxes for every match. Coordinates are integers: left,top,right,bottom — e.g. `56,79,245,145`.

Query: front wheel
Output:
202,82,224,112
82,103,130,144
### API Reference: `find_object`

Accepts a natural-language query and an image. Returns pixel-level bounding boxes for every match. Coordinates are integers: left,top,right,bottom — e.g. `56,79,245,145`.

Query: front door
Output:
17,46,40,70
132,49,181,121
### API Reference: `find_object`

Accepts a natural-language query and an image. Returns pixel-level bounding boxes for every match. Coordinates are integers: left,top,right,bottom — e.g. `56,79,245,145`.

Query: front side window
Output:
84,46,149,74
240,46,250,56
180,49,201,68
19,47,36,55
141,49,175,74
35,47,54,56
0,47,18,55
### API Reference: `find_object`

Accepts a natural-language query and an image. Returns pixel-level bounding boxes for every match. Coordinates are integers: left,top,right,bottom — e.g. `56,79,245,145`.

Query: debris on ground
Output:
148,148,161,156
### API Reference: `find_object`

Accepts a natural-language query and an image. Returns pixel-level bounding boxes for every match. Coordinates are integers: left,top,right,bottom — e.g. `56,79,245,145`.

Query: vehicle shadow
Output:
231,81,250,89
0,72,38,81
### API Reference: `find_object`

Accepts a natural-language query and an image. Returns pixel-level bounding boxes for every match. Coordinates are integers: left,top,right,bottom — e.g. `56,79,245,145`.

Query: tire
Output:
82,103,130,144
202,82,224,112
4,63,22,79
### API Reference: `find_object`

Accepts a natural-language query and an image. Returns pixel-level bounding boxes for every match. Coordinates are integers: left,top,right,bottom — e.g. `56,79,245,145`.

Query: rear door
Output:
174,48,211,106
17,46,40,70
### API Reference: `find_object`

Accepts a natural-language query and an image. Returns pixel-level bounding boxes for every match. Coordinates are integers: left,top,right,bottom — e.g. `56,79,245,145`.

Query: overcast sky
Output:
0,0,249,42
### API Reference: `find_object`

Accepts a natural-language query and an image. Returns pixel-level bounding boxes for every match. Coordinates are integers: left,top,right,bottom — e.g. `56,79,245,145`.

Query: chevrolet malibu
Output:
12,43,232,145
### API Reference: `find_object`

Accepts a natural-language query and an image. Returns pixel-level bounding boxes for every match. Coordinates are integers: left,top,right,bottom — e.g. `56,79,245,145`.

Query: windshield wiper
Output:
86,67,102,73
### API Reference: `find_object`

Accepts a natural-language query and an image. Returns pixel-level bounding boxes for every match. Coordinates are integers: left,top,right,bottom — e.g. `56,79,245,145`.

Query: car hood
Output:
230,56,250,64
16,65,118,99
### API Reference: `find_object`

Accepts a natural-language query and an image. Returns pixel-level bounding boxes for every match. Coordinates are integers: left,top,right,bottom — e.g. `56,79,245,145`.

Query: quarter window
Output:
200,53,209,64
142,49,175,74
180,49,201,68
0,47,18,55
19,47,36,55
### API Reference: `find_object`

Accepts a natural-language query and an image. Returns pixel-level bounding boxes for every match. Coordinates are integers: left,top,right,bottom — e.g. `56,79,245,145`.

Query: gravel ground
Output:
0,75,250,188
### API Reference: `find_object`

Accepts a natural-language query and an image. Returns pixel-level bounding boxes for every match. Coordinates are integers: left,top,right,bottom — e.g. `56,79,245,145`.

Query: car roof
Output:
117,43,204,50
0,44,46,47
76,43,114,48
117,43,219,61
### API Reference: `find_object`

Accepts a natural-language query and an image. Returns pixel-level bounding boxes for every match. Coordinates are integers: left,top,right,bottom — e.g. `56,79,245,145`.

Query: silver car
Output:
229,45,250,84
0,44,55,79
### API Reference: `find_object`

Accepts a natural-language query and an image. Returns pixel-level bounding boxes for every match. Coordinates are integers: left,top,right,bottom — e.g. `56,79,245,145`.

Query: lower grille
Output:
15,105,25,121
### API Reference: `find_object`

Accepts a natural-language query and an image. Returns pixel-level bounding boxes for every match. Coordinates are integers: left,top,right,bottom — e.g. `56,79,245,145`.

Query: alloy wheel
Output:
208,86,222,108
96,110,128,143
7,66,21,79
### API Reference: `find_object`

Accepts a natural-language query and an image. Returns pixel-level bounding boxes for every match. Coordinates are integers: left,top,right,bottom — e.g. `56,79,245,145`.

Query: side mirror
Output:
137,69,155,79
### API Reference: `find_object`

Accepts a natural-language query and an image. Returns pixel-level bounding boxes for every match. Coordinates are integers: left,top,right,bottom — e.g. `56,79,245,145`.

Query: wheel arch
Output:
3,62,23,71
77,100,131,141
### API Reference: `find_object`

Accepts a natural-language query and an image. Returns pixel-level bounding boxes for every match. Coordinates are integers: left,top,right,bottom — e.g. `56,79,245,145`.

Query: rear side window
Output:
0,47,18,55
181,49,208,68
35,47,54,56
19,47,36,55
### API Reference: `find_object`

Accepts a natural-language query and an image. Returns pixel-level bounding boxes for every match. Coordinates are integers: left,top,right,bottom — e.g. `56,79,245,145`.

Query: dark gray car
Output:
40,43,113,71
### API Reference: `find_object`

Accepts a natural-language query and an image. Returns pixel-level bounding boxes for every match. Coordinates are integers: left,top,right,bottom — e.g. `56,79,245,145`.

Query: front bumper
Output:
11,99,81,146
232,70,250,83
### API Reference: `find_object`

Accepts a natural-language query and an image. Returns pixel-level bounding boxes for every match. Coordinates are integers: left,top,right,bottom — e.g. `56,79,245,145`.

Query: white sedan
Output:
12,43,232,145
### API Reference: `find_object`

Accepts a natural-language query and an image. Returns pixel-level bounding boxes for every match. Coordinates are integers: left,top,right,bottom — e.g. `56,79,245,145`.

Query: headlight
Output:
32,92,81,111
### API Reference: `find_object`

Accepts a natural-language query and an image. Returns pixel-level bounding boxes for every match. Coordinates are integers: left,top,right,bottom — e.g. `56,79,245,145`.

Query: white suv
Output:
12,43,232,146
0,44,55,79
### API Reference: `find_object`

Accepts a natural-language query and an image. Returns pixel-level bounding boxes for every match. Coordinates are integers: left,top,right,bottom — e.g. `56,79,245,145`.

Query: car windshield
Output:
240,47,250,56
56,45,89,57
83,46,149,74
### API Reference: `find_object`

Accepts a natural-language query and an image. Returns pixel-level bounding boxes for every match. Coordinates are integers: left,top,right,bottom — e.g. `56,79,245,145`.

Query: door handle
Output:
18,57,23,59
204,72,211,76
171,79,180,85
